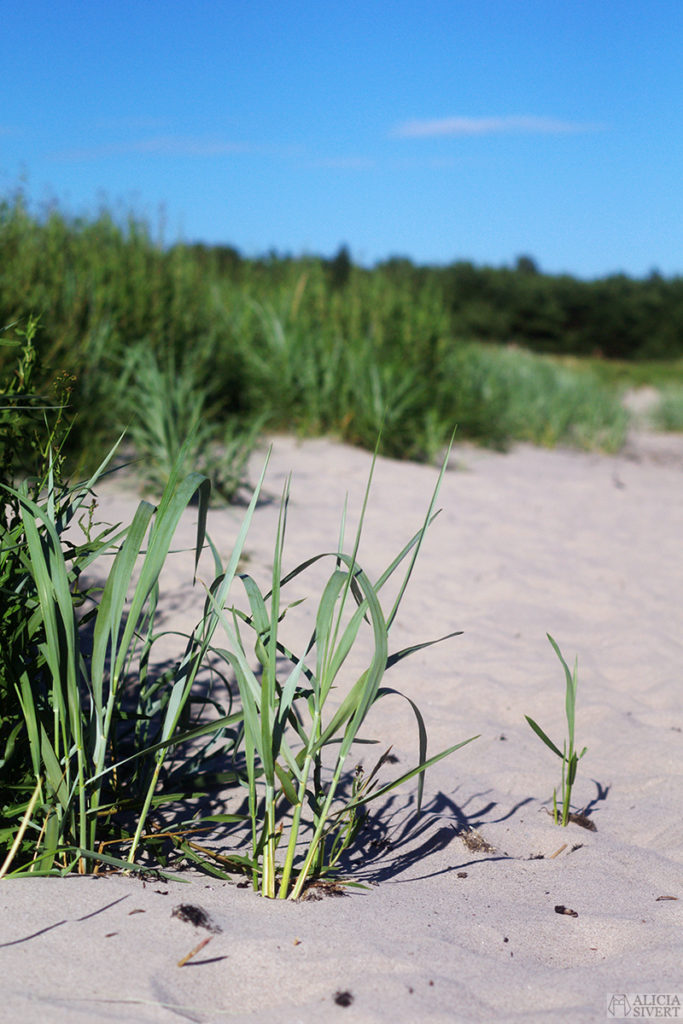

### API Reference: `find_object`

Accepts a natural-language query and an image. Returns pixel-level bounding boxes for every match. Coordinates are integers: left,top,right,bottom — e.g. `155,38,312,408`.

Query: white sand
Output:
1,432,681,1023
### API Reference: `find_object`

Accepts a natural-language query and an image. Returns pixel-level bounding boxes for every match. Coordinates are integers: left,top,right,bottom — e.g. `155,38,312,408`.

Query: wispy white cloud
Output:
52,135,252,161
391,115,606,138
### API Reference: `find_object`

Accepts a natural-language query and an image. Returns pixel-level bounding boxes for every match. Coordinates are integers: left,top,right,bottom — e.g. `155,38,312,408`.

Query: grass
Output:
2,341,479,889
0,331,268,875
0,439,263,876
0,195,643,471
652,386,683,431
442,343,628,452
191,441,478,898
5,412,605,886
525,635,587,827
563,353,683,390
1,439,479,888
112,341,261,501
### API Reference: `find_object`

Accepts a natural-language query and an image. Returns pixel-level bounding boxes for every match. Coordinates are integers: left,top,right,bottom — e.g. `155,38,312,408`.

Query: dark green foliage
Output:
0,319,91,861
326,243,352,290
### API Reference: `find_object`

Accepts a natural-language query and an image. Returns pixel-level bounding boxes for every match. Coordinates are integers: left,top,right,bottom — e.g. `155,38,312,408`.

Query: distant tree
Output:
514,254,540,275
211,244,242,276
509,275,563,348
327,244,352,290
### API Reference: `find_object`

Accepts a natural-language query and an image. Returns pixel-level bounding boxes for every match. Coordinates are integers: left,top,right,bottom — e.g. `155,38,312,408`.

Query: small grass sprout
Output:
525,634,587,827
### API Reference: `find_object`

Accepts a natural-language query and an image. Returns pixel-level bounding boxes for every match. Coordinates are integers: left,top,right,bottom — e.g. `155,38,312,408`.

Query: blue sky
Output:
2,1,682,278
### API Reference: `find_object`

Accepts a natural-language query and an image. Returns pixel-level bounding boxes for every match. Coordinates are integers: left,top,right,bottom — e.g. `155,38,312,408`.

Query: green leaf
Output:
524,715,564,760
344,734,480,813
274,761,300,806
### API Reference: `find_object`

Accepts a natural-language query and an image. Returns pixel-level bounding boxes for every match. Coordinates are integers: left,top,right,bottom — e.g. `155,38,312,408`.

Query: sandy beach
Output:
1,430,681,1023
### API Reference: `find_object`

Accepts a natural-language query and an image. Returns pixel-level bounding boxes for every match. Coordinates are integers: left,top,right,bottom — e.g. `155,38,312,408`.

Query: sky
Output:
2,1,682,279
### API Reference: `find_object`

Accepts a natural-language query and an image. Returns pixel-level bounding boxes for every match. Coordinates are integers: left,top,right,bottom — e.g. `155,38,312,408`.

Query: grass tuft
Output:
193,440,478,898
652,386,683,432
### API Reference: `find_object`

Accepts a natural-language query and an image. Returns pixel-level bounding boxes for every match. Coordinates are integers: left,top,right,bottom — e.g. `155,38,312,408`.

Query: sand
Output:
1,431,681,1023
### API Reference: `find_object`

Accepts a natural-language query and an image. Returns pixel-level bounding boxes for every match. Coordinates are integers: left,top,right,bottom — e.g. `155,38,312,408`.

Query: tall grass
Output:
2,351,478,889
0,194,632,469
113,342,260,500
0,441,266,875
0,324,267,875
441,343,628,451
652,386,683,431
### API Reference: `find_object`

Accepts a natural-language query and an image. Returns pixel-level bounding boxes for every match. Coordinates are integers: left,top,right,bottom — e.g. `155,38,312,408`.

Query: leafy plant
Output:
190,444,479,899
525,634,587,826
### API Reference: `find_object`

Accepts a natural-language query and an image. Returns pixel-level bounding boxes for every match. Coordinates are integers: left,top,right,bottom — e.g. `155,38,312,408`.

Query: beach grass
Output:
191,441,478,898
0,330,267,875
652,386,683,431
112,341,261,500
0,195,639,472
0,438,260,876
1,437,478,889
525,635,587,827
2,343,478,890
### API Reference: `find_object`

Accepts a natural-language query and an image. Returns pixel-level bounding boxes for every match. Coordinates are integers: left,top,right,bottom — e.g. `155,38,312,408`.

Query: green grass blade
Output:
547,632,577,747
375,687,430,811
90,499,156,709
114,472,209,682
385,434,454,630
386,630,463,670
524,715,564,760
343,735,480,813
